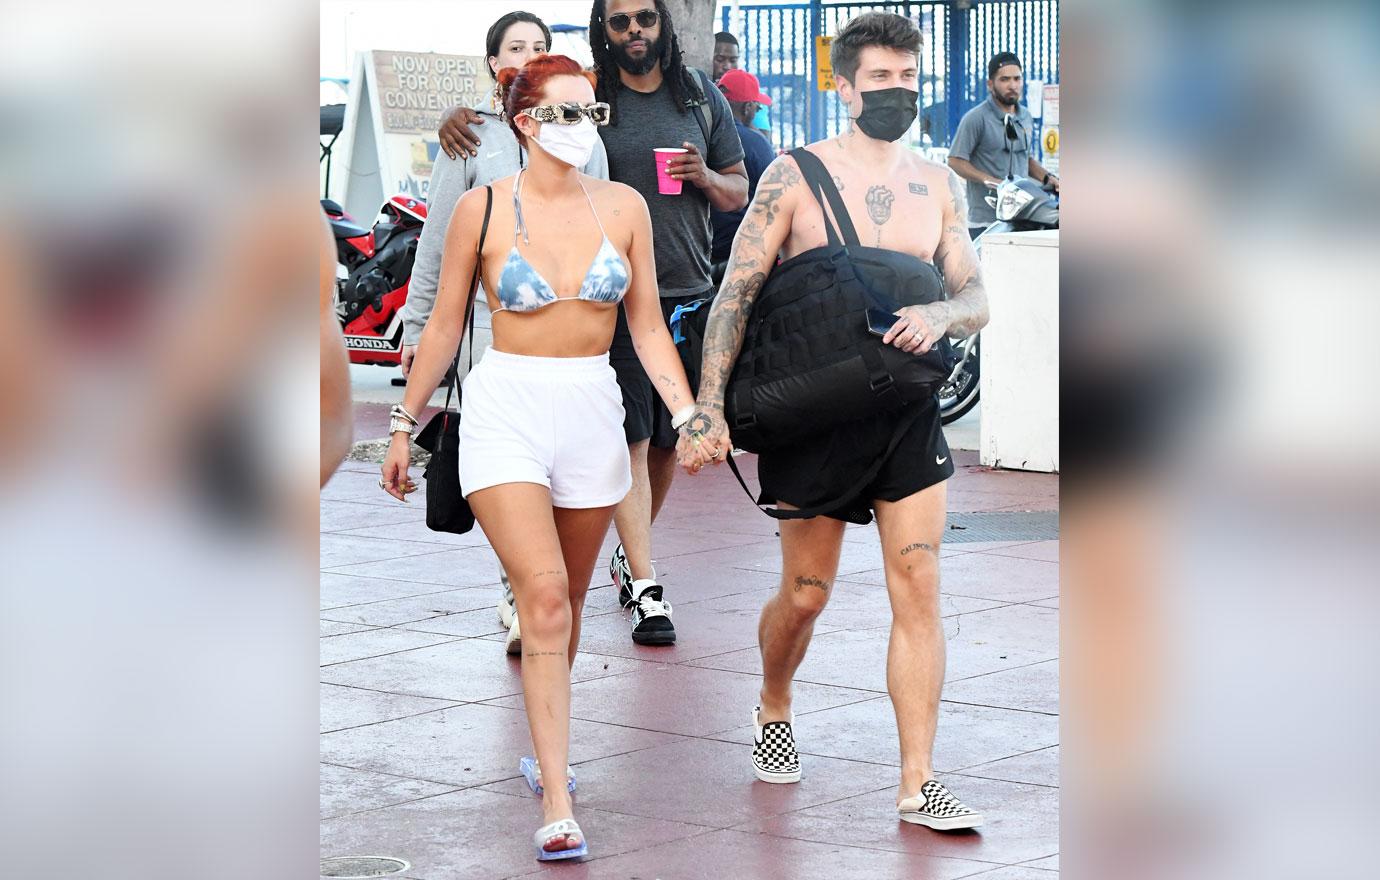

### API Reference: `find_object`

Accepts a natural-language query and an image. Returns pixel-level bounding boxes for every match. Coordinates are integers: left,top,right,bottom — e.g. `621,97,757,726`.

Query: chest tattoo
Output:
865,185,895,244
909,182,928,195
865,185,895,226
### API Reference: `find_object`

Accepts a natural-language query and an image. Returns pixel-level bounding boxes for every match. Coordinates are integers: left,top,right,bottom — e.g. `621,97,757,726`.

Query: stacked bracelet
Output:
390,404,418,437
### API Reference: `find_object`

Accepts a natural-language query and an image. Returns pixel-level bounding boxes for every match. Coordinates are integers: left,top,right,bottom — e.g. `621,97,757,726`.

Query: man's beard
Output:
609,33,663,75
993,89,1019,109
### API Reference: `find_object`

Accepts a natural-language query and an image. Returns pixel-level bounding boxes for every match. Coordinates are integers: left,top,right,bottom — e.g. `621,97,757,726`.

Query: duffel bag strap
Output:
789,148,861,248
724,405,925,520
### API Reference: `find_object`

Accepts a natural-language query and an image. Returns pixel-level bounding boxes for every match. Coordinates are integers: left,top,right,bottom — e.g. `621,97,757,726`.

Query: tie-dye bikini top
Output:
493,170,630,313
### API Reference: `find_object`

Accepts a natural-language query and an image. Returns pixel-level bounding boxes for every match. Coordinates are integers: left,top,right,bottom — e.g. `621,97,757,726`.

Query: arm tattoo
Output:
933,170,990,340
697,159,800,407
793,575,830,593
657,373,683,404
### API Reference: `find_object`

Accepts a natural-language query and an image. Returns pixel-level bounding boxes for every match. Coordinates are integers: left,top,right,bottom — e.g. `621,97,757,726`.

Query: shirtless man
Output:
680,12,991,829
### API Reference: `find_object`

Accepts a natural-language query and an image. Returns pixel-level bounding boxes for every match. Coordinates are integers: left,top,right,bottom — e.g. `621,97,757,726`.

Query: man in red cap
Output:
711,69,778,281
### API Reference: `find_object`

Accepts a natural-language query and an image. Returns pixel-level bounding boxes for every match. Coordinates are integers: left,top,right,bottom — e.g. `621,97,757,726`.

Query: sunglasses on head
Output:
520,102,611,126
608,9,659,33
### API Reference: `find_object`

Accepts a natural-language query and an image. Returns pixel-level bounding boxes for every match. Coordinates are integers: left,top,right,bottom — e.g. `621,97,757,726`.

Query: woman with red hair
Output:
380,54,698,861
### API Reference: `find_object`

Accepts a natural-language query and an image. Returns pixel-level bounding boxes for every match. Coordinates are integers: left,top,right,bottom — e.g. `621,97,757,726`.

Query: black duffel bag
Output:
673,148,956,453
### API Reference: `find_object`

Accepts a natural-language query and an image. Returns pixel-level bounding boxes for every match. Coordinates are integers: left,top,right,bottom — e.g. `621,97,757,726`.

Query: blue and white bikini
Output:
458,170,634,510
492,170,630,314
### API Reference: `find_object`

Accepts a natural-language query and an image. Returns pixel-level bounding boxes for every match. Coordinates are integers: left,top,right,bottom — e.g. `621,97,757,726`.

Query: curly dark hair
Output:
589,0,700,123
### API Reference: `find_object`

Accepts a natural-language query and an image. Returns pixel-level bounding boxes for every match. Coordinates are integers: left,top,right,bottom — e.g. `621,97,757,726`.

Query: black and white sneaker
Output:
495,564,522,656
610,544,635,607
751,705,801,783
497,564,516,628
898,779,983,831
628,580,676,645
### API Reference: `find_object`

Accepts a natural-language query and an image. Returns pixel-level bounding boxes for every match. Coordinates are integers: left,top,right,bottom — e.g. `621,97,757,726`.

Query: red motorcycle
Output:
321,195,427,367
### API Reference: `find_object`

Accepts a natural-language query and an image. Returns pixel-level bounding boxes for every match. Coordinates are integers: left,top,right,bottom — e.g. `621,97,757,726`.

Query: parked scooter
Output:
939,114,1059,424
321,195,428,368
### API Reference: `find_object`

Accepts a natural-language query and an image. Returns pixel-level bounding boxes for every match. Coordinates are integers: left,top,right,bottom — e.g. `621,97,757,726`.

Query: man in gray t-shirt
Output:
594,0,747,646
948,52,1059,230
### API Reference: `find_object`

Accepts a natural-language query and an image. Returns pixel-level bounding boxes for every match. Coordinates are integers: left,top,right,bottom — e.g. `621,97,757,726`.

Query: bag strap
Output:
789,148,861,248
688,68,714,151
724,405,924,520
441,185,492,413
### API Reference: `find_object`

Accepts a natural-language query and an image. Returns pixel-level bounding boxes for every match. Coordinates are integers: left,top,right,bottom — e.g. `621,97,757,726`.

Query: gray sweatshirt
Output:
402,107,611,344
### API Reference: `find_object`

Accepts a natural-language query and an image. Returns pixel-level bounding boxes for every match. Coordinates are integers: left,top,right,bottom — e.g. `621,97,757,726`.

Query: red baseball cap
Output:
717,69,772,106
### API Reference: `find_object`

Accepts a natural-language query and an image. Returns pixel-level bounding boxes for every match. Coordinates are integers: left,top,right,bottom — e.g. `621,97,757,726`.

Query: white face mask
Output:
531,117,599,168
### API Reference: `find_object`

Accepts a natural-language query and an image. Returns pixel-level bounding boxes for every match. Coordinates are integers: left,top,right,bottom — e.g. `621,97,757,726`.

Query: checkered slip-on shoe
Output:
751,705,801,783
898,779,984,830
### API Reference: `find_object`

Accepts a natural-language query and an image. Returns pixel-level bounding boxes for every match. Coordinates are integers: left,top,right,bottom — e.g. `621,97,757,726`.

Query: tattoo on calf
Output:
524,650,566,658
793,575,830,593
899,543,936,557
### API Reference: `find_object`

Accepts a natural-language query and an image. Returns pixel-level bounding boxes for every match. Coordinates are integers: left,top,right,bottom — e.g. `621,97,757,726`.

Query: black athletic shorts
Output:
757,396,955,525
610,292,706,448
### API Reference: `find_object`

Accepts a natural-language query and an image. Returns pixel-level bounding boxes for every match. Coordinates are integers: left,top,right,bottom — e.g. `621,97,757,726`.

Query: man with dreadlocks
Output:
590,0,747,646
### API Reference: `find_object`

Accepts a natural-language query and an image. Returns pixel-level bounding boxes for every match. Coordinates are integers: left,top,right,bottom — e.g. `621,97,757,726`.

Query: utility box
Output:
979,230,1059,472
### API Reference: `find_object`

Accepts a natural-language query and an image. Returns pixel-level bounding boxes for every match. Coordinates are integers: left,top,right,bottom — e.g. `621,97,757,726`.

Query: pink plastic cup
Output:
654,148,687,195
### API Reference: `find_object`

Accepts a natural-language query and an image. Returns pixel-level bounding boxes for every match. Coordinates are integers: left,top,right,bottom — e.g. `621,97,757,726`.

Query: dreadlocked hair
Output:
589,0,699,124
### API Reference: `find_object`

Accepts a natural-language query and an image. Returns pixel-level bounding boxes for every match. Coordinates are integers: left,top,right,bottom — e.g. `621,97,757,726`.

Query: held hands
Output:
666,142,711,189
380,435,419,502
675,405,733,476
883,302,952,355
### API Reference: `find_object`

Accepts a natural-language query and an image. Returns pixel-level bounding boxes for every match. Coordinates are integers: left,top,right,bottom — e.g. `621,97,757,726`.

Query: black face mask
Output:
853,86,919,142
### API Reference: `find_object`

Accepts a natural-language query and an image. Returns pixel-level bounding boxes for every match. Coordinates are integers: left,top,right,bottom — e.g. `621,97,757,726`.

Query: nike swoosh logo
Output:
936,456,948,465
485,151,502,159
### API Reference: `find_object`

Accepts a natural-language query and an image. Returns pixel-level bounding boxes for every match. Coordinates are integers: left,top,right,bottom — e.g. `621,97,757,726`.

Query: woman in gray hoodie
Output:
401,11,610,372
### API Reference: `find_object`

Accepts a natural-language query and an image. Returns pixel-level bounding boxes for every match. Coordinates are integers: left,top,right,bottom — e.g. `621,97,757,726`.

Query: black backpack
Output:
674,147,957,454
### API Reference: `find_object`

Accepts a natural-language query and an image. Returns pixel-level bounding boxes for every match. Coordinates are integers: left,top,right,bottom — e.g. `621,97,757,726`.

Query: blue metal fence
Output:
722,0,1058,152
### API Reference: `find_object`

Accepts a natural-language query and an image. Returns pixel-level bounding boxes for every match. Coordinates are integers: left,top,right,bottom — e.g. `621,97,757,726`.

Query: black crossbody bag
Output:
413,186,492,533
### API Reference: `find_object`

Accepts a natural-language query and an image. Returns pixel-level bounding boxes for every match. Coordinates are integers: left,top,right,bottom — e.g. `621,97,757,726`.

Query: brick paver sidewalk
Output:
321,448,1058,879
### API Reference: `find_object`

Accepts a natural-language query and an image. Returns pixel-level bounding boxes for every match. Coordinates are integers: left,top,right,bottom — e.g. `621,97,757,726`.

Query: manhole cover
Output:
945,511,1059,543
320,856,410,878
